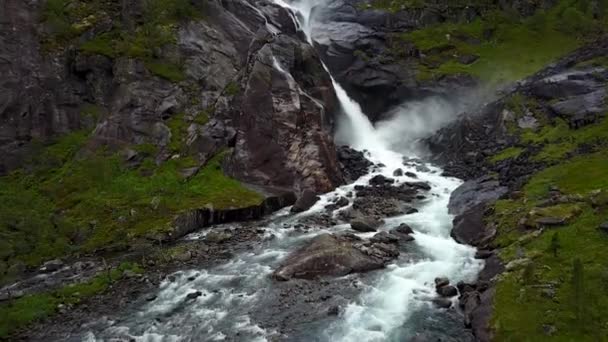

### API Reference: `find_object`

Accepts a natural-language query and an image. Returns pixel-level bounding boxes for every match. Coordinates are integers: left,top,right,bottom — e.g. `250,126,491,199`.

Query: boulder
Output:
370,231,399,244
437,285,458,297
394,223,414,235
535,217,566,227
432,297,452,309
337,146,373,182
369,175,395,186
205,230,233,243
291,190,321,213
350,217,382,232
599,221,608,233
39,259,64,273
405,171,418,178
393,168,404,176
186,291,202,300
272,234,398,281
448,175,508,217
434,277,450,288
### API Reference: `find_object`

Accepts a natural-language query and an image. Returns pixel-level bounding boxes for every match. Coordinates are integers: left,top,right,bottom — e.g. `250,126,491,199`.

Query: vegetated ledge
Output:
155,188,297,243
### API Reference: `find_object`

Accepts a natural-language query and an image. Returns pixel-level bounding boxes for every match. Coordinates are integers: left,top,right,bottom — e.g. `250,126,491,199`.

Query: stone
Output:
350,218,382,232
432,297,452,309
394,223,414,235
506,258,531,272
291,190,321,213
437,285,458,297
186,291,202,300
174,250,192,262
393,168,404,176
39,259,64,273
272,234,398,281
458,54,479,65
457,281,476,295
370,232,399,244
335,197,349,208
598,221,608,233
475,250,494,259
205,230,233,243
434,277,450,288
327,305,340,316
543,324,557,336
145,294,157,301
404,171,418,178
369,175,395,186
535,217,566,227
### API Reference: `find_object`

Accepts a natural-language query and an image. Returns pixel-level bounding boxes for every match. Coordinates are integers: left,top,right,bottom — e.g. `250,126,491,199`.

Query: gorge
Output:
1,0,608,341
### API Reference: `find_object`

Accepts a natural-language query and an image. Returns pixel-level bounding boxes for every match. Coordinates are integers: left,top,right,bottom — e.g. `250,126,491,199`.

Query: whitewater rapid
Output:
82,0,483,341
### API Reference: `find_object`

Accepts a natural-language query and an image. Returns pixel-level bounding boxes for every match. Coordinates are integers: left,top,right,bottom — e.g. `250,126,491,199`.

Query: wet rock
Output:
350,217,382,232
395,223,414,235
405,208,419,214
451,203,495,247
337,146,373,182
145,294,157,301
448,175,508,217
291,190,321,213
457,281,476,295
327,305,340,316
205,230,233,243
405,182,431,191
475,250,494,259
434,277,450,288
186,291,202,300
272,234,398,281
405,171,418,178
39,259,64,273
370,232,399,244
393,168,403,176
432,297,452,309
437,285,458,297
369,175,395,186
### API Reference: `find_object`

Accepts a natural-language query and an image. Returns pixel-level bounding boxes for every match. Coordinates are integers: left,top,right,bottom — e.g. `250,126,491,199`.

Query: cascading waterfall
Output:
82,1,483,341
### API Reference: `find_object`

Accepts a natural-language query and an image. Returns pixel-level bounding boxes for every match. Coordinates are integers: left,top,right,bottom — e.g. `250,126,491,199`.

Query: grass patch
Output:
490,148,608,340
0,262,141,338
399,0,605,84
490,147,524,163
144,60,185,82
0,132,262,283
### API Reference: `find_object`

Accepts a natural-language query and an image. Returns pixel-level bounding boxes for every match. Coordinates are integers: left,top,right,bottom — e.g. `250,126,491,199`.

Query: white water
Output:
83,0,483,341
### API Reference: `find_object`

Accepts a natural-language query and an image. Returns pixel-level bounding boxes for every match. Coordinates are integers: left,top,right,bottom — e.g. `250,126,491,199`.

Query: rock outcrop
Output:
273,233,399,280
0,0,343,195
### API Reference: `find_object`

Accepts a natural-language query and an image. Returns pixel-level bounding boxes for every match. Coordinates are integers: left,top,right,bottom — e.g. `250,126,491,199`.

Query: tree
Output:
571,258,585,323
549,232,561,257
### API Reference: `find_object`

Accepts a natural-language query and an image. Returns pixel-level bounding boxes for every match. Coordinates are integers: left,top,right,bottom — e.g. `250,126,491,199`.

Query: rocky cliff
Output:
0,0,341,193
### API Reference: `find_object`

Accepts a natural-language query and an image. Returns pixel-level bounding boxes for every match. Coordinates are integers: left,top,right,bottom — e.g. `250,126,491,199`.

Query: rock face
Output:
273,233,398,281
307,0,554,121
0,0,343,196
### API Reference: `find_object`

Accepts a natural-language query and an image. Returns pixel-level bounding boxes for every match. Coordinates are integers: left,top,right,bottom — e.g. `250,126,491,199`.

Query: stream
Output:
83,0,484,340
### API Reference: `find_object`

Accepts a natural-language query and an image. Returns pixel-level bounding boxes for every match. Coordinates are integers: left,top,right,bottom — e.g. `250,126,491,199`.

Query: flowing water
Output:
83,1,483,341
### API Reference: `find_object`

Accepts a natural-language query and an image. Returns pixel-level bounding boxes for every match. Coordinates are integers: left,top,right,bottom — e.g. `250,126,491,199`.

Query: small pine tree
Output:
571,258,585,323
549,232,561,257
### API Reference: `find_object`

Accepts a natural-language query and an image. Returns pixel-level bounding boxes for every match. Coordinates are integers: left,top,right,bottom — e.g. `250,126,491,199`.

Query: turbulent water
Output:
84,1,483,341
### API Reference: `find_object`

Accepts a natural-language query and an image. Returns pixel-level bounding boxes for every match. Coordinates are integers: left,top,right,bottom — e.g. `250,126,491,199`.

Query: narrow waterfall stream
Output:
82,1,483,341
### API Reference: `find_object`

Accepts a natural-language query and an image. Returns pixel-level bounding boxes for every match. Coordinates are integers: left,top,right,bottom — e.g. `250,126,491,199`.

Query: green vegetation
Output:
490,146,524,163
0,131,262,284
393,0,607,84
43,0,199,82
144,60,186,82
489,150,608,340
0,262,142,338
224,81,240,96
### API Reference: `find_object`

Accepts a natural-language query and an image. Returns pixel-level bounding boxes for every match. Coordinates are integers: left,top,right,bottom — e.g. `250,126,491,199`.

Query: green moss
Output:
402,1,599,84
524,151,608,200
194,109,211,126
145,60,185,82
0,132,262,284
490,147,524,163
0,262,141,338
224,81,240,96
134,143,158,157
491,147,608,340
167,113,188,153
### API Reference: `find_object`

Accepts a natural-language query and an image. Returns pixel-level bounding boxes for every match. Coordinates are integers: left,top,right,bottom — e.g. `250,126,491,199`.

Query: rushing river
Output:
84,1,483,341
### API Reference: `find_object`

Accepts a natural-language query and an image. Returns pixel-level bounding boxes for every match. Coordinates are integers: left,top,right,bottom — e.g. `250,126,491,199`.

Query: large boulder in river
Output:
291,190,321,213
350,217,382,232
273,233,398,281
